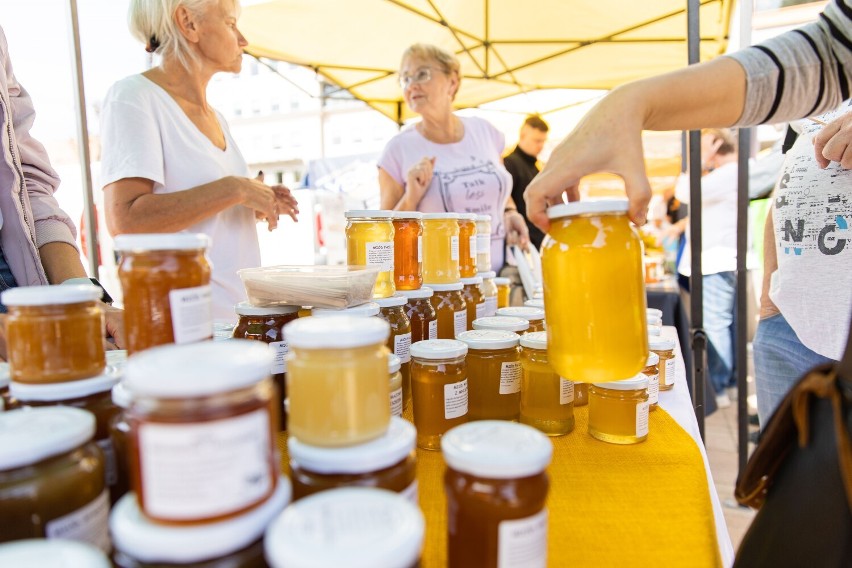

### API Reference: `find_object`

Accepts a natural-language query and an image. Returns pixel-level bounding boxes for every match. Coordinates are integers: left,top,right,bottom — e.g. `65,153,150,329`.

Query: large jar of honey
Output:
345,210,395,299
426,282,467,339
542,201,648,382
460,276,485,330
496,306,545,332
391,211,423,291
475,215,492,273
2,285,105,384
421,213,460,284
410,339,469,450
456,330,521,422
114,233,212,355
519,332,575,436
458,213,478,278
588,375,650,445
375,295,412,412
478,271,498,317
399,287,437,344
442,421,552,568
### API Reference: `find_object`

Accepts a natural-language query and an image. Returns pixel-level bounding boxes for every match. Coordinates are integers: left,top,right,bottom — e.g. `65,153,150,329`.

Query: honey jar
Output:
285,316,390,447
494,277,511,309
478,271,498,317
574,383,589,407
524,299,544,309
389,354,403,417
311,301,380,318
375,295,412,411
289,417,417,502
0,540,110,566
588,375,650,445
475,215,492,273
647,314,662,333
392,211,423,291
442,421,551,568
421,213,460,284
648,325,662,336
456,330,522,422
426,282,467,339
472,315,529,334
647,308,663,320
109,383,132,505
399,287,437,343
124,341,279,524
542,200,648,383
496,306,545,332
410,339,469,450
2,285,105,384
519,332,575,436
643,352,660,411
345,210,395,299
458,213,478,278
113,233,212,355
649,336,677,391
460,276,485,330
0,363,13,411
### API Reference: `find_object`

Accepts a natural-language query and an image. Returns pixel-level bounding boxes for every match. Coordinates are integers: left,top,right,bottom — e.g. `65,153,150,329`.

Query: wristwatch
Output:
62,277,114,305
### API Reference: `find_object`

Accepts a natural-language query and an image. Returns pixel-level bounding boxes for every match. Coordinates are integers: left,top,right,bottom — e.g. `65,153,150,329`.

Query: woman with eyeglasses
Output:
378,43,529,273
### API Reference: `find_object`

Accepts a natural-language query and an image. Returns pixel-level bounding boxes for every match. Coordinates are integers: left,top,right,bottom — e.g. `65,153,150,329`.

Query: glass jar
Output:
427,282,467,340
421,213,460,284
643,352,660,411
649,336,677,391
2,285,105,384
375,295,412,412
647,314,662,334
410,339,469,450
109,383,132,506
399,287,437,344
345,210,395,299
0,407,109,551
475,215,492,273
0,540,111,567
114,233,213,355
456,330,521,422
442,421,551,568
574,383,589,407
285,316,390,447
494,277,511,309
460,276,485,331
496,306,545,332
388,354,403,417
289,417,417,502
265,487,424,568
110,478,291,568
588,375,650,445
391,211,423,291
647,308,663,320
458,213,478,278
124,341,279,524
648,325,661,336
311,301,380,318
542,201,648,382
472,315,529,334
478,271,498,317
519,332,575,436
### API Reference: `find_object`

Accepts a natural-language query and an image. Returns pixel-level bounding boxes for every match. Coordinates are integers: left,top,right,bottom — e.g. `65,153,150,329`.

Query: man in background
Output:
505,115,549,250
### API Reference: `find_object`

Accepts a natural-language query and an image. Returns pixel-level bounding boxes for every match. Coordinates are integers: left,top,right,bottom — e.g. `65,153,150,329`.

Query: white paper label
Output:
497,509,548,568
647,372,659,405
428,319,438,340
450,235,459,261
500,362,522,394
664,358,676,386
138,408,272,520
636,401,650,437
444,379,468,419
485,296,498,317
417,236,423,262
477,233,490,253
394,332,412,363
469,235,478,259
169,285,213,344
45,489,110,552
390,387,403,417
475,301,486,320
270,340,288,374
96,438,117,487
401,479,419,505
560,378,574,405
454,310,467,337
366,241,394,271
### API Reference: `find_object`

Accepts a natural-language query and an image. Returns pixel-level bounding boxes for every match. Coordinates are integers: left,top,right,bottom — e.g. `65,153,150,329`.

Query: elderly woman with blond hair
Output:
378,43,528,273
99,0,298,320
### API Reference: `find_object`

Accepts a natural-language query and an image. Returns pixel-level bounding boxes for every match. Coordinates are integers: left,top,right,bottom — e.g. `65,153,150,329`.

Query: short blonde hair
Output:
401,43,461,99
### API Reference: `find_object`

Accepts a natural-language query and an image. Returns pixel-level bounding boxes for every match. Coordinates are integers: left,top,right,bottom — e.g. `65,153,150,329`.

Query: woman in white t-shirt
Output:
100,0,299,320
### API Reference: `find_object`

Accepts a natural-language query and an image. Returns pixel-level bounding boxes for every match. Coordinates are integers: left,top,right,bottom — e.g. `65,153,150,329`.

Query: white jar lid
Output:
113,233,210,252
410,339,467,360
475,214,491,222
311,302,380,318
0,539,111,567
593,374,649,391
519,331,547,350
0,362,9,389
124,341,273,398
11,373,118,402
524,299,544,309
397,287,433,300
422,212,459,220
477,271,496,279
111,478,291,563
647,315,662,326
388,353,401,374
264,488,424,568
648,337,676,351
460,276,483,286
391,211,423,220
647,308,663,319
1,284,101,306
472,316,529,332
458,213,478,221
344,210,393,219
493,277,511,285
112,382,132,408
284,316,389,349
289,417,414,474
646,352,660,366
497,306,544,321
648,326,661,336
457,330,519,350
235,301,300,316
441,421,552,479
373,294,408,308
546,199,629,219
0,407,95,470
425,282,463,292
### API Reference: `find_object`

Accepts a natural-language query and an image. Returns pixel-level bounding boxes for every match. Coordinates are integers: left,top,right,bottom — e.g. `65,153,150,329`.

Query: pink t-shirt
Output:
378,116,512,271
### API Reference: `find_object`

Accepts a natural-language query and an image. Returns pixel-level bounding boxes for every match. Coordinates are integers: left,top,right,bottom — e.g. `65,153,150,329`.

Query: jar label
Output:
647,372,659,405
366,241,394,271
394,332,412,363
477,233,490,253
45,488,110,552
390,387,403,417
428,319,438,340
475,301,486,320
169,285,213,344
498,508,548,568
450,235,459,261
499,362,522,394
417,236,423,263
485,296,498,317
96,438,118,487
636,401,650,437
665,358,676,386
270,340,289,374
560,378,574,405
469,235,478,259
454,310,467,337
137,407,273,520
444,379,468,419
401,479,418,505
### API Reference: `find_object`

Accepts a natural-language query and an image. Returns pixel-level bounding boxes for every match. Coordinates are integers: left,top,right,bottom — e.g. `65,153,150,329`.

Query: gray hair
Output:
401,43,461,100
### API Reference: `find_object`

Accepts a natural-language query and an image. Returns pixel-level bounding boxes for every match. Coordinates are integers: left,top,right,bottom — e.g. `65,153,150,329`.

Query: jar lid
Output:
647,314,662,326
648,326,661,336
113,233,210,252
344,210,394,219
264,488,424,568
0,539,111,567
647,308,663,319
373,294,408,308
289,417,414,474
475,214,491,222
388,353,401,374
457,330,519,350
410,339,467,360
546,199,629,219
284,316,390,349
0,362,9,389
524,299,544,309
391,211,423,220
648,336,676,351
519,331,547,350
397,287,433,299
493,277,511,285
424,282,463,292
124,341,273,398
477,271,496,279
472,316,529,332
460,276,483,285
441,421,552,479
110,478,291,563
0,407,95,470
646,352,660,366
458,213,478,221
1,284,101,306
235,301,300,316
112,382,132,408
593,374,649,391
496,306,544,321
311,302,380,318
422,212,459,220
10,373,118,402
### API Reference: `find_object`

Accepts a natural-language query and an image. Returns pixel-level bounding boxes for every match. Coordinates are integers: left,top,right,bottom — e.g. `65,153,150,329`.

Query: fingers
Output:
813,119,841,169
524,168,577,234
624,171,652,226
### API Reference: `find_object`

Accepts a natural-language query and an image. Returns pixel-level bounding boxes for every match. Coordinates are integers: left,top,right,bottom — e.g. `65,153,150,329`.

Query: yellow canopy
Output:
241,0,734,124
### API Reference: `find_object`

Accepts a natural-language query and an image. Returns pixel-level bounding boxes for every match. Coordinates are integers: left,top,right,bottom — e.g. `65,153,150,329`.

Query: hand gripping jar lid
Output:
264,487,425,568
1,284,102,307
546,199,629,219
456,330,519,350
648,336,676,351
0,407,95,470
441,421,553,479
110,478,292,564
311,302,381,318
373,294,408,308
459,276,483,286
235,301,300,316
10,373,120,402
397,287,434,300
519,331,548,350
388,354,401,374
422,212,460,220
524,299,544,309
289,416,414,474
0,539,111,567
344,210,394,219
391,211,423,220
496,306,544,322
477,271,497,279
112,233,210,252
284,315,390,349
593,374,649,391
472,316,529,333
124,341,274,398
424,282,463,292
646,352,660,366
410,339,468,360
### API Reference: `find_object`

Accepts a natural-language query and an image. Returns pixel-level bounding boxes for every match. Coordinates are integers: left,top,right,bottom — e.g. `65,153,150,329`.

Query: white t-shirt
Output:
100,75,260,321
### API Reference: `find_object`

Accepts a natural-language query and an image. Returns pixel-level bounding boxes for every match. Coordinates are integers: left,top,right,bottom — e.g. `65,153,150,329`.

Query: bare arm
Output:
759,208,780,319
378,157,435,211
38,242,88,283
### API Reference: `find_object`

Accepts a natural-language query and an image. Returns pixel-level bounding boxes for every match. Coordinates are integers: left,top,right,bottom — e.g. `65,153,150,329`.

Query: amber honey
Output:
392,212,423,291
458,214,478,278
457,330,521,421
649,336,677,391
410,340,469,450
422,213,460,284
519,332,575,436
588,375,650,444
643,352,660,411
427,282,467,339
460,276,485,331
494,277,511,309
375,295,412,412
574,383,589,407
345,210,395,299
399,287,437,344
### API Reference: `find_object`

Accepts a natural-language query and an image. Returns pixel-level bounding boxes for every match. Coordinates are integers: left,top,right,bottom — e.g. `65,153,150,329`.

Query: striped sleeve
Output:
726,0,852,126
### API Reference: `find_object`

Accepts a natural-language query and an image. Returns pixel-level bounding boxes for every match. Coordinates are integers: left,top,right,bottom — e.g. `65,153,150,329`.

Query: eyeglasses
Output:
399,66,445,90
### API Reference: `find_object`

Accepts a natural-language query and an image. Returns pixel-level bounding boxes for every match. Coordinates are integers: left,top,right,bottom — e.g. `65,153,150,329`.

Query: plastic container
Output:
460,276,485,331
478,271,498,317
238,265,380,309
346,210,395,299
458,213,478,278
388,354,403,417
494,276,511,309
311,301,381,318
496,306,545,332
0,540,111,567
375,295,412,412
472,315,529,334
519,332,575,436
410,340,469,450
542,200,648,382
588,375,650,444
399,287,437,344
456,330,521,421
643,352,660,411
475,215,492,273
421,213,460,284
427,282,467,340
649,336,677,391
392,211,423,291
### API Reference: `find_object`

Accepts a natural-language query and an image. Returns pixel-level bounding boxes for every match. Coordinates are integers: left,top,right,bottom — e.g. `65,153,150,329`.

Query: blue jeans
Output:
753,313,836,428
704,271,737,395
0,246,18,313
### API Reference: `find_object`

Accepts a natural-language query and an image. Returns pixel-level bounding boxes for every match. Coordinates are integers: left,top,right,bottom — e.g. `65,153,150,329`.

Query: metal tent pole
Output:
736,128,751,476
